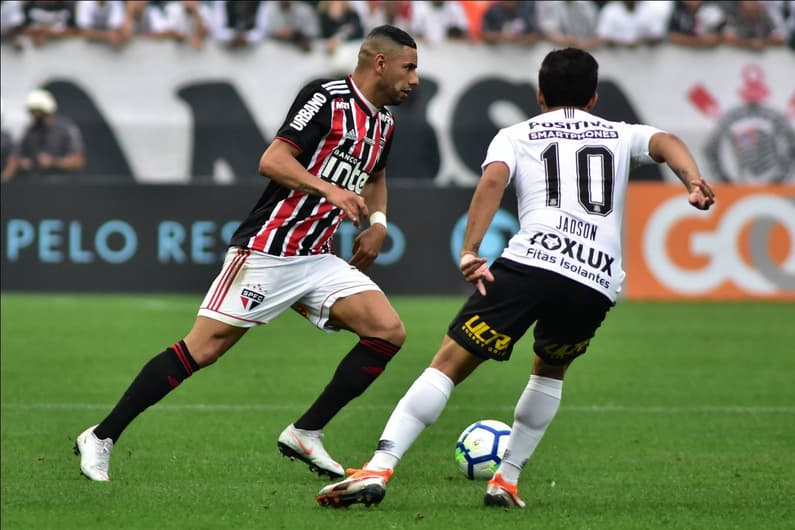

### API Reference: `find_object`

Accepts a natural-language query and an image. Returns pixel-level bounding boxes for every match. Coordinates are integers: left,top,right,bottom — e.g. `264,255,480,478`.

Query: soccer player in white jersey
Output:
74,26,419,482
317,47,715,509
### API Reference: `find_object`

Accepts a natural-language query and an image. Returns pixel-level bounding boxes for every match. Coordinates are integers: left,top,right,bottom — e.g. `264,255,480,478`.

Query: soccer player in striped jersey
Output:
317,47,715,509
75,25,419,482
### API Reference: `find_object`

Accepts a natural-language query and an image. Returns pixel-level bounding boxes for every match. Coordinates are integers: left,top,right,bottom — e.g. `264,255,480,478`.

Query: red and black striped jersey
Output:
230,75,396,256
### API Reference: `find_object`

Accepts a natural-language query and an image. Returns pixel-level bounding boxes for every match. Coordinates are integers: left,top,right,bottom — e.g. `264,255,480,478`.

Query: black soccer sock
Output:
293,337,400,431
93,341,200,442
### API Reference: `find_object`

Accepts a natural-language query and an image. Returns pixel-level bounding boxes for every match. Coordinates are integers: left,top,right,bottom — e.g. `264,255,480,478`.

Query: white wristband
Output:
369,211,387,229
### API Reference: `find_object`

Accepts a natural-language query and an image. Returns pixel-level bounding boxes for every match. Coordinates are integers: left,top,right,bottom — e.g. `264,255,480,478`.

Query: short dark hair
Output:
367,25,417,49
538,48,598,108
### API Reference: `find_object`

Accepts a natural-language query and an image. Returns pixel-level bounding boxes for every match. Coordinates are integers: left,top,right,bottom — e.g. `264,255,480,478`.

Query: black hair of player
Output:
539,48,598,108
367,24,417,50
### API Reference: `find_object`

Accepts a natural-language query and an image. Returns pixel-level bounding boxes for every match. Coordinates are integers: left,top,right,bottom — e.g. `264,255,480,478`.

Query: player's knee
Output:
187,347,222,367
532,354,570,379
183,336,232,367
359,315,405,347
381,318,406,347
392,319,407,346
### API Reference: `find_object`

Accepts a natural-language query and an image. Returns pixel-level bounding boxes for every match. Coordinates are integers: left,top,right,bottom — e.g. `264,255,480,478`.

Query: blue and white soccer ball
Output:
454,419,511,480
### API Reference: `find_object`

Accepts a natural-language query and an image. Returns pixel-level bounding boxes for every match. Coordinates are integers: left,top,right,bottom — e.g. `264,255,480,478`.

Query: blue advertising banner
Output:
1,182,518,295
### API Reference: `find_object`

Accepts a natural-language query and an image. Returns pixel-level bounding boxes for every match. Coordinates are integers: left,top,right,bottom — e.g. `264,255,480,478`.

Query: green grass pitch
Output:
2,294,794,529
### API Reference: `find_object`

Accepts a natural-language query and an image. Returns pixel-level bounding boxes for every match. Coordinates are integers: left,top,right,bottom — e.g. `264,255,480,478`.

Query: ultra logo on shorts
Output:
240,288,264,311
541,339,590,361
462,315,512,356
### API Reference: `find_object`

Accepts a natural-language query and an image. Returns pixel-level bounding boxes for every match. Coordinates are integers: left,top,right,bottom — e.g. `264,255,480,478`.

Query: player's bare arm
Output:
649,132,716,211
259,139,368,226
459,162,510,294
349,168,388,271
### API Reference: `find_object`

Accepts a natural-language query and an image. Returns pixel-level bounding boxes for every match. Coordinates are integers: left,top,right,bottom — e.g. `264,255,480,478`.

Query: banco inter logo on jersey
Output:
526,231,615,290
319,148,371,194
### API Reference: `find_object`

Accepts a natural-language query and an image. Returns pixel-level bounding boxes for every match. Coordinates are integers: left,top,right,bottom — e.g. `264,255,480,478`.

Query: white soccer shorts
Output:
197,247,382,330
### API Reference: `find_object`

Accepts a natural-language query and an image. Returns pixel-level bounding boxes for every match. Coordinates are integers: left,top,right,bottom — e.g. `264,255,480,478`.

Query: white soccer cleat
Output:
316,466,392,508
73,425,113,481
484,472,526,508
277,424,344,479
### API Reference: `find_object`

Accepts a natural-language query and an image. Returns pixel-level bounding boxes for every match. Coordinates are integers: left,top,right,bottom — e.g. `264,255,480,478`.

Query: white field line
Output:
2,403,793,413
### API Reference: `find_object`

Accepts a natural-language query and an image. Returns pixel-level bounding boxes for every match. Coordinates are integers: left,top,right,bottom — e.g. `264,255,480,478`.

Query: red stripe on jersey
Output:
249,191,305,251
283,201,335,256
379,121,395,169
352,107,368,159
307,102,346,175
363,116,384,173
309,216,343,255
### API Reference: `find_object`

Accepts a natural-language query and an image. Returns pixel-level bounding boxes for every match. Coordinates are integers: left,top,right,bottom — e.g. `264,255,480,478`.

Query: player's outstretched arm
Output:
259,139,368,226
460,162,510,295
649,132,716,211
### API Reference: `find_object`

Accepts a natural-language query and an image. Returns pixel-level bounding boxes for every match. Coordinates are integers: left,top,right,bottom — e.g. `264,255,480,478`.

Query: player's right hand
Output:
325,187,368,227
460,253,495,296
688,177,715,210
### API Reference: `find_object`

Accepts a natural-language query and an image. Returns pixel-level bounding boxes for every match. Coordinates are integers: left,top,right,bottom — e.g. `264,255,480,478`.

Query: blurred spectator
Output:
597,0,674,47
668,0,725,47
537,0,600,49
1,99,18,182
262,0,319,52
209,0,267,49
75,0,125,49
722,0,786,50
459,0,492,41
17,89,85,182
317,0,364,55
1,0,26,46
481,0,540,45
23,0,78,47
786,0,795,48
121,1,172,44
350,1,411,34
411,0,470,46
162,1,211,49
761,0,790,35
123,1,211,48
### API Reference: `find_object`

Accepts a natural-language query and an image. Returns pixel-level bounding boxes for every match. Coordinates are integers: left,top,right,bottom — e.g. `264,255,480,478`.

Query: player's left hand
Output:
349,224,387,271
688,177,715,210
460,253,494,296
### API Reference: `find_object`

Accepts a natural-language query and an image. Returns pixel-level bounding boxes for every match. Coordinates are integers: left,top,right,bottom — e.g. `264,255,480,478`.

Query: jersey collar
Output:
348,75,379,116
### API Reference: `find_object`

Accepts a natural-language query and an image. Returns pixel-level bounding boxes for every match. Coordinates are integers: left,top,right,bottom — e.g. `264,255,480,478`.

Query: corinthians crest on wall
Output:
688,65,795,184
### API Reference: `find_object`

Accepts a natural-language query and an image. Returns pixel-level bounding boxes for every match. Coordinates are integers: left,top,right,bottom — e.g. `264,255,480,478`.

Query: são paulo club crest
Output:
688,65,795,184
240,288,265,311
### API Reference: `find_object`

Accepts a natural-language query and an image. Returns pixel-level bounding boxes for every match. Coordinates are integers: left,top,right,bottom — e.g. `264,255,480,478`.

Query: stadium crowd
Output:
1,1,792,52
1,0,793,183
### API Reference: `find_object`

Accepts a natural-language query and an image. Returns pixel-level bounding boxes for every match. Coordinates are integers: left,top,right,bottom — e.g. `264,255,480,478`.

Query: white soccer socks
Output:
366,367,454,471
497,375,563,484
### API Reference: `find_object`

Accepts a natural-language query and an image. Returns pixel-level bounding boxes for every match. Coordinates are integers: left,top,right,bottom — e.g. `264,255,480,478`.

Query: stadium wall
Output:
1,40,793,186
2,182,793,299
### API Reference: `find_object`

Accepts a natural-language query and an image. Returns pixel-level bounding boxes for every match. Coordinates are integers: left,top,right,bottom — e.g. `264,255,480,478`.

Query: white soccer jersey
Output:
482,108,662,301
